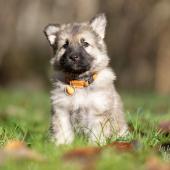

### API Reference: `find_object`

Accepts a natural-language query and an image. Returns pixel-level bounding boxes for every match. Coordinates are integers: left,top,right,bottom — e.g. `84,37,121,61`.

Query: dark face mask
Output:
59,45,93,74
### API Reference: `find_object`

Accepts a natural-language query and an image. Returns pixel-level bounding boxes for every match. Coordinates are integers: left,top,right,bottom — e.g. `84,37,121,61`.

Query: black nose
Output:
69,55,79,61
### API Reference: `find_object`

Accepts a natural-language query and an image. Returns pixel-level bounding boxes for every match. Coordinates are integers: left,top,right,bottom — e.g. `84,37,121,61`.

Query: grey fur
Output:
44,14,128,145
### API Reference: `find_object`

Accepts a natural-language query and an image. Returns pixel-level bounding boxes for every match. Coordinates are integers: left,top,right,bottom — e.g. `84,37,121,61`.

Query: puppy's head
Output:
44,14,109,74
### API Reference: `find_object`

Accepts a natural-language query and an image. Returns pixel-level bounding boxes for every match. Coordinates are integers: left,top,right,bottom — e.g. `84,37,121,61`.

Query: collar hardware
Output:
65,73,97,96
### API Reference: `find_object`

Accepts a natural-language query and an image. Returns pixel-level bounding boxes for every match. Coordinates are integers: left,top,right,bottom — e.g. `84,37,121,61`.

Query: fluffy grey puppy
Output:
44,14,128,145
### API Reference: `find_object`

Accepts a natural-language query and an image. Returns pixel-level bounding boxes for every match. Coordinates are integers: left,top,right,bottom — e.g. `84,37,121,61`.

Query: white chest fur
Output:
51,86,112,114
51,68,116,114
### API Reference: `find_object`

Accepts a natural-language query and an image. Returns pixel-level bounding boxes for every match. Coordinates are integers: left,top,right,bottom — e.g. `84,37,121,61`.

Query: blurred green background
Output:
0,0,170,94
0,1,170,169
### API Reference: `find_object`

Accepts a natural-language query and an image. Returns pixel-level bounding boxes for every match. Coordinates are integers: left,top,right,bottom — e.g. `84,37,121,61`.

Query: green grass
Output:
0,88,170,170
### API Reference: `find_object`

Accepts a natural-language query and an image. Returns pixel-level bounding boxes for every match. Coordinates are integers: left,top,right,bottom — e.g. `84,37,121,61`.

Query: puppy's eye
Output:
63,39,69,49
81,38,89,47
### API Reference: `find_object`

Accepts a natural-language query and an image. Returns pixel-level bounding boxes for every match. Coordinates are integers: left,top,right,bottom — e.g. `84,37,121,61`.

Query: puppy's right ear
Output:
90,13,107,39
44,24,60,47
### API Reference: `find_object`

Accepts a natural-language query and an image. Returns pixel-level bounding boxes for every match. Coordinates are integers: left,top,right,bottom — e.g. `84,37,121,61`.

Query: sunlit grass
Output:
0,88,170,170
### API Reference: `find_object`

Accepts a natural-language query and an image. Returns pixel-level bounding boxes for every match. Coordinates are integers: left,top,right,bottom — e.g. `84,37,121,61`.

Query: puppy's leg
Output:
51,108,74,145
111,108,129,137
111,93,129,137
87,114,111,145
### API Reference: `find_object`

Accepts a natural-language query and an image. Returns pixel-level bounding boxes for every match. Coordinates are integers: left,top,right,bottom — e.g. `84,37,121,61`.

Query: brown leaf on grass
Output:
0,140,45,165
63,147,101,160
146,156,170,170
107,141,136,152
63,147,101,170
4,140,26,151
63,141,136,170
63,141,135,161
158,121,170,134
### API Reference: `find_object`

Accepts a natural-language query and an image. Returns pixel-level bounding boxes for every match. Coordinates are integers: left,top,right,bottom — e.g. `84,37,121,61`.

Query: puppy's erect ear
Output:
44,24,60,46
90,13,107,39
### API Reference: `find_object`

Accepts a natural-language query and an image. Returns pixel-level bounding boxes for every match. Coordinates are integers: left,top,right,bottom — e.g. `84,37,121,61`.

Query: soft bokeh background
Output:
0,1,170,169
0,0,170,94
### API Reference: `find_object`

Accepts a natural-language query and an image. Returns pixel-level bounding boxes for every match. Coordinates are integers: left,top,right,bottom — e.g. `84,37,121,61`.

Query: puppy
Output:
44,14,128,145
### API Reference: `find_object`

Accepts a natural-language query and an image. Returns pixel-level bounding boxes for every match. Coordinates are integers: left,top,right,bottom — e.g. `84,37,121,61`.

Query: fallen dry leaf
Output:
0,140,45,165
158,121,170,134
63,147,101,170
63,147,101,161
63,141,136,170
107,141,136,152
146,156,170,170
4,140,26,151
63,141,135,161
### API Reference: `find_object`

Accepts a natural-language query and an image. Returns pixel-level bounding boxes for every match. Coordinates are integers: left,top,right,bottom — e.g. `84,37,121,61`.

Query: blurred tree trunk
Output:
155,28,170,94
1,0,170,92
75,0,99,20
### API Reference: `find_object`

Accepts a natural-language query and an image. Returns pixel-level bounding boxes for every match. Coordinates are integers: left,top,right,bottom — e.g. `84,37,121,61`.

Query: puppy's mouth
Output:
59,55,92,74
60,60,91,74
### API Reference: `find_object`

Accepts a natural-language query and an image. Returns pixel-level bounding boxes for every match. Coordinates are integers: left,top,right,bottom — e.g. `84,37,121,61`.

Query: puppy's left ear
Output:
90,13,107,39
44,24,60,47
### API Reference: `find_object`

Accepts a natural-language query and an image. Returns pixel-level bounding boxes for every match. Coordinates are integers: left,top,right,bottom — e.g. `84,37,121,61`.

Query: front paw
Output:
51,133,74,145
88,134,108,146
117,126,129,137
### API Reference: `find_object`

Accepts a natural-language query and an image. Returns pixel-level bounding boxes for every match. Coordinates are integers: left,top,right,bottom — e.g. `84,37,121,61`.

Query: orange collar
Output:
65,73,97,95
